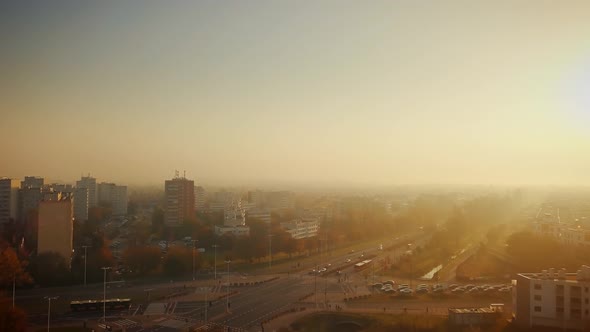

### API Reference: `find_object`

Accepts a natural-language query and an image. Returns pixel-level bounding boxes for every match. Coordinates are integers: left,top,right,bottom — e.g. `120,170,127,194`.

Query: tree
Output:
123,246,161,275
163,247,193,277
29,252,70,286
0,246,32,289
0,303,27,332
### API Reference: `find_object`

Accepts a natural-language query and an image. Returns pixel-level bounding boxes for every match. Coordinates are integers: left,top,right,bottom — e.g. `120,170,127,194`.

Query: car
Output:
380,285,393,292
384,288,396,293
346,258,352,263
382,280,396,286
398,284,410,290
372,283,383,289
319,268,327,273
399,288,413,295
416,288,428,293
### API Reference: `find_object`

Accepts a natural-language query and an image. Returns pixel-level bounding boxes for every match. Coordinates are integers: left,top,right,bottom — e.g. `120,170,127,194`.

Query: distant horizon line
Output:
3,174,590,192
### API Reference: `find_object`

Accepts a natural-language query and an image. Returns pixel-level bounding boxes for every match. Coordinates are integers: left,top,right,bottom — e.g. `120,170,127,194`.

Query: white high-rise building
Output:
76,176,97,208
0,178,20,224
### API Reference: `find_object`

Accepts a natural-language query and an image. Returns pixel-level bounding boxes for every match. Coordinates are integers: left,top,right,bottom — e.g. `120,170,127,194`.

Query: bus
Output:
354,259,373,271
70,298,131,312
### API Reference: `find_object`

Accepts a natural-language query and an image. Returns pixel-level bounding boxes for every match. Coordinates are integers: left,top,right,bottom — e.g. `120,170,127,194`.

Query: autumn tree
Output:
123,246,161,276
0,246,32,290
29,252,69,286
163,247,195,277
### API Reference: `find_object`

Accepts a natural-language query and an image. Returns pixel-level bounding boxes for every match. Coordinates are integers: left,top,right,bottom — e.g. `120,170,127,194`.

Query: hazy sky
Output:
2,1,590,187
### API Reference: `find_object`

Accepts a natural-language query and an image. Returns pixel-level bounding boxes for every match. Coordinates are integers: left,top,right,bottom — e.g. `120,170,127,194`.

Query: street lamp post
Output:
82,245,91,287
205,286,208,322
191,239,198,281
12,273,15,308
101,267,111,323
225,260,231,312
44,296,58,332
212,244,219,280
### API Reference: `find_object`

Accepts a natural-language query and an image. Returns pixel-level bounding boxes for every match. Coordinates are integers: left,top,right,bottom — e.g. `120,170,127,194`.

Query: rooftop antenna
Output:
175,170,179,179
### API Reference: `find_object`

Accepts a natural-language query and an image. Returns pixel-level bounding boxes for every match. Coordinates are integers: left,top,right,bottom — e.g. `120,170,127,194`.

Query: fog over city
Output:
2,1,590,187
2,2,590,332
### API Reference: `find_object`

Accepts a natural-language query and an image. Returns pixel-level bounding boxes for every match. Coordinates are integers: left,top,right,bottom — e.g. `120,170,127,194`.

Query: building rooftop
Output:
518,266,590,282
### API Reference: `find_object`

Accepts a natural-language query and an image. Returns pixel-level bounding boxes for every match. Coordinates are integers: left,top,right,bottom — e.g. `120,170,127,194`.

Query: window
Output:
534,295,542,301
534,306,542,312
534,284,542,290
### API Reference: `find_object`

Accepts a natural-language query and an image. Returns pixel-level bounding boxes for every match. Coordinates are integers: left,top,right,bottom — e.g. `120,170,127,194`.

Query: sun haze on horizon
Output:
1,1,590,187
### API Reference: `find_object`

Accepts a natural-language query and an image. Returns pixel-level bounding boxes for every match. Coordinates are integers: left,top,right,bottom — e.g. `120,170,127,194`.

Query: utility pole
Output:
212,244,219,280
101,267,111,323
44,296,58,332
82,245,91,286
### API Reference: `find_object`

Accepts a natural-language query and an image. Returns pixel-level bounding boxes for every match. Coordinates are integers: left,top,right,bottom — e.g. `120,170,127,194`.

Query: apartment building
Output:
514,266,590,330
165,176,195,226
0,177,20,224
97,182,128,215
280,218,320,240
76,176,97,208
38,195,74,265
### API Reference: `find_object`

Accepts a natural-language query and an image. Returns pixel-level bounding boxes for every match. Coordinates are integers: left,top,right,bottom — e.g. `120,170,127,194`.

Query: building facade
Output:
97,182,127,215
280,218,320,240
165,177,195,226
73,187,89,221
194,186,206,211
38,196,74,265
76,176,97,208
0,178,20,224
514,266,590,330
246,208,272,224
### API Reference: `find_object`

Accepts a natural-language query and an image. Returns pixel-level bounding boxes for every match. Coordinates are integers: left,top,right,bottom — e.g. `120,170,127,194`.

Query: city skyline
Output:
2,1,590,187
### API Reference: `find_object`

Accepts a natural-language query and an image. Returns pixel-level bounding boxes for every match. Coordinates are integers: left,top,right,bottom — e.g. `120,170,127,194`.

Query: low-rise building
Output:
215,225,250,237
514,266,590,331
246,208,271,224
532,220,590,247
280,218,320,239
